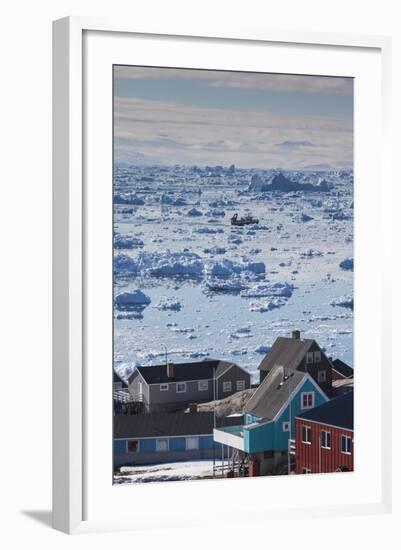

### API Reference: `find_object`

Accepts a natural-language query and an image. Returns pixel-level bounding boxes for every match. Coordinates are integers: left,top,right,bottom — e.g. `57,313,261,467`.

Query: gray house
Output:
258,331,332,394
127,359,251,413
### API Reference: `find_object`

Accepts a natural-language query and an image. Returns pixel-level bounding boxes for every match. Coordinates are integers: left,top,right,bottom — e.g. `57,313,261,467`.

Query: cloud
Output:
114,96,353,168
114,66,353,95
275,140,317,149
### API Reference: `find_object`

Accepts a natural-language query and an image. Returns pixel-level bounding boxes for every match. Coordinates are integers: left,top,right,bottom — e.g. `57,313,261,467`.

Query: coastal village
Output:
113,330,354,482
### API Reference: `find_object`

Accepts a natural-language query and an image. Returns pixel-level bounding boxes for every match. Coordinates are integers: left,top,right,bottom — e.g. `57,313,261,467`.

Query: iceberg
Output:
203,277,247,292
203,246,227,255
155,298,182,311
187,207,203,217
331,295,354,309
339,257,354,271
300,249,323,258
115,290,151,306
241,282,294,298
248,172,331,193
114,193,145,205
249,297,287,312
114,234,144,249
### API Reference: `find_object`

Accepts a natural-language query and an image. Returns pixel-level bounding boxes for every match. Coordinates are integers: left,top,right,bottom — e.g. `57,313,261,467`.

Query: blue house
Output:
213,365,328,475
114,412,241,468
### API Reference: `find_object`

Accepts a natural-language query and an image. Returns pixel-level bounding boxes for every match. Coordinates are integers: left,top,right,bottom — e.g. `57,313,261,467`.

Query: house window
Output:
306,352,314,364
302,467,312,474
156,439,169,452
159,383,169,391
321,430,331,449
317,370,326,383
341,435,352,454
176,382,187,393
314,351,322,363
302,425,312,444
127,440,139,453
236,380,246,391
222,381,232,393
301,392,315,409
198,380,208,391
185,437,199,450
282,421,290,432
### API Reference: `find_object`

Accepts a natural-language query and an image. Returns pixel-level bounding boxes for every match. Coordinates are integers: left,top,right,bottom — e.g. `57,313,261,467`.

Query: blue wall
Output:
114,434,218,456
243,378,328,453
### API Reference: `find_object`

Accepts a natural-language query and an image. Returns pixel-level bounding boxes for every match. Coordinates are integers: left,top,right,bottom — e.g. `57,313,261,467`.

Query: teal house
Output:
213,365,328,475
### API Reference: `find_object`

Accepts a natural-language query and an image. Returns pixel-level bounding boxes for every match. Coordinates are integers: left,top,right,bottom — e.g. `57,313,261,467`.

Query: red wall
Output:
295,418,353,474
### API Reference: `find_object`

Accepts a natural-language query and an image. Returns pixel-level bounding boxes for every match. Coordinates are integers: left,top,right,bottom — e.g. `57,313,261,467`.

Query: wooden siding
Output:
295,418,353,474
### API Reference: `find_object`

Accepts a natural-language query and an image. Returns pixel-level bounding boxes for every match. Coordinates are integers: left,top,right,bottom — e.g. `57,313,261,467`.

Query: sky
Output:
114,66,353,170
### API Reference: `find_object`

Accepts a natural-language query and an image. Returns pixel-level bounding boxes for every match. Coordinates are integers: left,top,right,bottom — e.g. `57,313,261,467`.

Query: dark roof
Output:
258,337,314,373
114,412,242,439
128,359,240,385
244,365,307,420
296,391,353,430
332,358,354,378
113,370,127,386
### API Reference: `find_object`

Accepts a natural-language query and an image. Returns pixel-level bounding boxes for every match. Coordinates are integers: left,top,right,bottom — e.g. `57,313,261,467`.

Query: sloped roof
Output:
258,337,314,373
128,359,239,385
296,391,353,430
114,412,242,439
113,370,127,386
332,358,354,378
244,365,306,420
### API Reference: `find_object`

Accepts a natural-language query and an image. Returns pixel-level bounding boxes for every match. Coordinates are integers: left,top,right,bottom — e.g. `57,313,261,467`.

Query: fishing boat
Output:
230,213,259,226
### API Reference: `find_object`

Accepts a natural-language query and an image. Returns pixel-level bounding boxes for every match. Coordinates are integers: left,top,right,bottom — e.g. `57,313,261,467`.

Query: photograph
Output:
112,65,354,484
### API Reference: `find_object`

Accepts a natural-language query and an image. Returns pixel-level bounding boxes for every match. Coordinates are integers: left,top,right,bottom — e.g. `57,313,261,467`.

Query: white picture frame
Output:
52,16,392,534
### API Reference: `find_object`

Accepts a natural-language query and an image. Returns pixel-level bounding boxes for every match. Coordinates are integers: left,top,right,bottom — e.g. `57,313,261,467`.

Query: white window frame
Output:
301,391,315,409
222,381,232,393
314,351,322,363
236,380,246,391
302,425,312,444
198,380,208,391
176,382,187,393
159,383,169,391
126,440,140,453
306,351,314,364
155,439,169,452
341,435,352,455
321,430,331,449
317,370,327,383
282,421,290,432
185,437,199,450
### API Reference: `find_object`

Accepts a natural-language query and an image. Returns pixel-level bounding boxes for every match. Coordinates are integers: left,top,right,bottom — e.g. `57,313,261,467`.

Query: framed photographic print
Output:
53,17,392,534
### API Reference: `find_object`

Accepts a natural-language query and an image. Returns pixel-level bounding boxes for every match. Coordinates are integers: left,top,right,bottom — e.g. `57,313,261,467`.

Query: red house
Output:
295,392,353,474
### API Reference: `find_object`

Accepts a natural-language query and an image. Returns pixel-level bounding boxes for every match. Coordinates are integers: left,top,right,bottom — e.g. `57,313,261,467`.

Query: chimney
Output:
166,361,174,378
292,330,300,340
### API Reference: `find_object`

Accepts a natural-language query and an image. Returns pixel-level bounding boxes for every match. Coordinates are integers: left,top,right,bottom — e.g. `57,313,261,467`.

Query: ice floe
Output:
115,290,151,306
241,282,294,298
331,296,354,309
114,234,144,249
154,297,182,311
187,207,203,217
339,257,354,271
